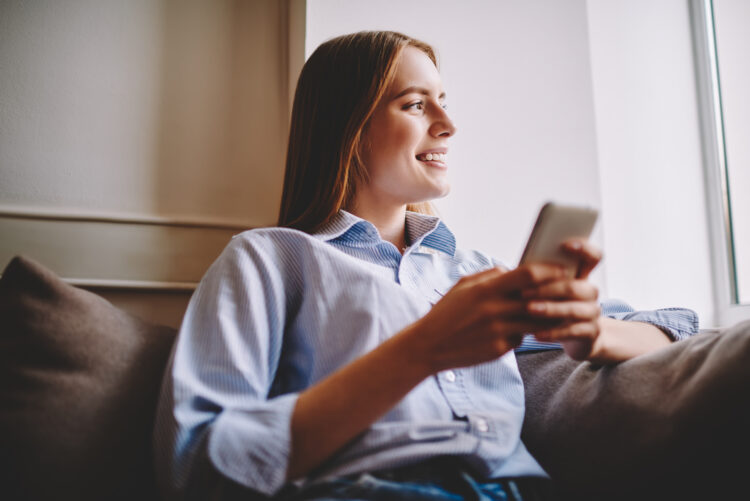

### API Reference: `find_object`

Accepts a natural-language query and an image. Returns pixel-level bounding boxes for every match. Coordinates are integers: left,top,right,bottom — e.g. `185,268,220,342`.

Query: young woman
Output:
154,31,697,501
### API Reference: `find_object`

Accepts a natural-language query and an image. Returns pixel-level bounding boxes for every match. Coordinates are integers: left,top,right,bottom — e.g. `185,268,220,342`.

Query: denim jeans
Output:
283,458,558,501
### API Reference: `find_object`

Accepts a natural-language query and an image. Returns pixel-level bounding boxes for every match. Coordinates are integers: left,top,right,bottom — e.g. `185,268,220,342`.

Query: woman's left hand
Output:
522,239,673,363
521,238,603,360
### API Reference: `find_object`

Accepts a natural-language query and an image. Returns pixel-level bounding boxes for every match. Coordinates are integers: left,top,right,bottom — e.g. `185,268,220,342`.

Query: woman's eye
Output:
406,101,424,111
441,102,448,110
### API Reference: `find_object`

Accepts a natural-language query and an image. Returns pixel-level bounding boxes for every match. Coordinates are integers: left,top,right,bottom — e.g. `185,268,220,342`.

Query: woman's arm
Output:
288,323,429,480
287,263,600,480
590,318,671,363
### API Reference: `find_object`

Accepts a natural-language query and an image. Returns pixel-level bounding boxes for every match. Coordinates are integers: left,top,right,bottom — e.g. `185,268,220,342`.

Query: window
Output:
690,0,750,325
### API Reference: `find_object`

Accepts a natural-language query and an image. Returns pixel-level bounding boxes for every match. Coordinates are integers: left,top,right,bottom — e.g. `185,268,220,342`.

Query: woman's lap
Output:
284,458,556,501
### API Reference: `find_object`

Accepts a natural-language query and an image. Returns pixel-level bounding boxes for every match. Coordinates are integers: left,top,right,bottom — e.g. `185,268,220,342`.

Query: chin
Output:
434,184,451,198
415,185,450,204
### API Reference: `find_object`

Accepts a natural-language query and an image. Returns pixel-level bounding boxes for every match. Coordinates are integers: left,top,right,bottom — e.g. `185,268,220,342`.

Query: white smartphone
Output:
518,202,599,274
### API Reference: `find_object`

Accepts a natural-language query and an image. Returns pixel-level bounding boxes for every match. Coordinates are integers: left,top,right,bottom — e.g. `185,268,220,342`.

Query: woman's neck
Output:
348,203,408,253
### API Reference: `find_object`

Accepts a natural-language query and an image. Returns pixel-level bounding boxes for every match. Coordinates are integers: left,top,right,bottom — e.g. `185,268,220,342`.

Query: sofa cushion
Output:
517,321,750,500
0,255,177,501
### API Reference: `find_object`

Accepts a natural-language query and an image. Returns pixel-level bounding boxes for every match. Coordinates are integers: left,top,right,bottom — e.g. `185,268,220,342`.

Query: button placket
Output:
434,369,473,418
469,415,495,437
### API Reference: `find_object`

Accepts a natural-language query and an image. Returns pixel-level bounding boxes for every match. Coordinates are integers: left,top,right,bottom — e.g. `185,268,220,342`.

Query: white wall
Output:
306,0,606,288
587,0,715,326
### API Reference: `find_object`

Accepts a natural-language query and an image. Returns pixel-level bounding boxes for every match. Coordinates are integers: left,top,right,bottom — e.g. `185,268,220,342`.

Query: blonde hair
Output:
277,31,436,232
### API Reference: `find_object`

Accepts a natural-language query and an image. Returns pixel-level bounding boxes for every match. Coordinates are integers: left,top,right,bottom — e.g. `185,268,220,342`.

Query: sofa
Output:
1,254,748,500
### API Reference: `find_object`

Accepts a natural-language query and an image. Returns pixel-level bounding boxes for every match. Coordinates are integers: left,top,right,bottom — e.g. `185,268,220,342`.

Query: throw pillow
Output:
0,255,177,501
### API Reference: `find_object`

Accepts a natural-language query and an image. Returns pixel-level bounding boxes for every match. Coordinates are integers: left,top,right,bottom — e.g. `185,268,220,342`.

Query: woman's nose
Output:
430,106,457,138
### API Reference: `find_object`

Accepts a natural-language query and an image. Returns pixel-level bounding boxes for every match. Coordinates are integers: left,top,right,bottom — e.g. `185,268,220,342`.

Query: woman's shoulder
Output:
228,225,328,250
217,226,337,267
198,227,324,290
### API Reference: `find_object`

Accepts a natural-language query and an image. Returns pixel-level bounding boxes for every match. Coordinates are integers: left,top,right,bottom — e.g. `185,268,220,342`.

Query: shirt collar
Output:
312,210,378,243
312,210,456,256
405,211,456,256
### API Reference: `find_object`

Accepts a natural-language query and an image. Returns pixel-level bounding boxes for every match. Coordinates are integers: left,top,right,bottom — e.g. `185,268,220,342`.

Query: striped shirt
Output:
153,210,698,498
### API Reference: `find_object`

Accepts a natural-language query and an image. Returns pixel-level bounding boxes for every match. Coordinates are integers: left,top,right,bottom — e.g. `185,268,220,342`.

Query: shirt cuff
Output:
515,335,562,352
208,392,299,496
603,306,700,342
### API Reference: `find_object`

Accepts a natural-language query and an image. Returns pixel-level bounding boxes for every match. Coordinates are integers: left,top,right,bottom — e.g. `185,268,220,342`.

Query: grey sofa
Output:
1,255,748,500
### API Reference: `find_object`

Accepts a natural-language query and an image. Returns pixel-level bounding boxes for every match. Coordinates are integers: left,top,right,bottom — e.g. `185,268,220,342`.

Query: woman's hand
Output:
521,238,603,360
520,239,673,363
400,263,582,373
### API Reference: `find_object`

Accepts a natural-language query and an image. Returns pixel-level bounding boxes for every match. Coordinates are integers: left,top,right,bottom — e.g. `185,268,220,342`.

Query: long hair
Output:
277,31,436,232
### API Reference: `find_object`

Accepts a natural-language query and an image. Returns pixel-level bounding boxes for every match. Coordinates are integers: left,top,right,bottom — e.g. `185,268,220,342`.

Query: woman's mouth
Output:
416,152,446,162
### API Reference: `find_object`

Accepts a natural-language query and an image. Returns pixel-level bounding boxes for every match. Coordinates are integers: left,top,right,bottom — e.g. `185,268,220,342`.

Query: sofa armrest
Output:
517,322,750,500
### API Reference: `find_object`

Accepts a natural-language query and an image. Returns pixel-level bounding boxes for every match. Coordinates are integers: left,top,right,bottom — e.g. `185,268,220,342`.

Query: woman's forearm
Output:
287,324,431,481
588,317,672,364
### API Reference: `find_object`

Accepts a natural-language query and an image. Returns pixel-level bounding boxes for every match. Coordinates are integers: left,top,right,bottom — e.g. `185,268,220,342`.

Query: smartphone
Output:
518,202,599,275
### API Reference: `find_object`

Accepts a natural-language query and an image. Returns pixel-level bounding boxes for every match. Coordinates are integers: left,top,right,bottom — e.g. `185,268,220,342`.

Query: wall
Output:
0,0,291,222
586,0,715,326
0,0,303,327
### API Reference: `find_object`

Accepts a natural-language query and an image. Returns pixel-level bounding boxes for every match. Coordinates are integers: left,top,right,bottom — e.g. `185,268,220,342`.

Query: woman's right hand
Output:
400,263,598,374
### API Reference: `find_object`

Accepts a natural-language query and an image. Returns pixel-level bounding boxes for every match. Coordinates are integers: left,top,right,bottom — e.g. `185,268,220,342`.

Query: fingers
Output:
537,320,601,361
534,318,601,342
454,266,506,290
561,239,602,279
479,263,568,296
471,299,529,320
474,319,561,352
525,300,601,321
522,279,598,301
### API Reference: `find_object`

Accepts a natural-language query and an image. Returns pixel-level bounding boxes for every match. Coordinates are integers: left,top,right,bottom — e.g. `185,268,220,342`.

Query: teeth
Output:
418,153,446,162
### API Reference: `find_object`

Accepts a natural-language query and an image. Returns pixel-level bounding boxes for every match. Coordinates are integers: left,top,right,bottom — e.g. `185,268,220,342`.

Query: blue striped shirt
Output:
153,210,698,498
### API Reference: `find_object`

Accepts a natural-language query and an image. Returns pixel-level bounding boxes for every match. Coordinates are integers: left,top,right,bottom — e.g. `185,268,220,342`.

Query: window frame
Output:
689,0,750,326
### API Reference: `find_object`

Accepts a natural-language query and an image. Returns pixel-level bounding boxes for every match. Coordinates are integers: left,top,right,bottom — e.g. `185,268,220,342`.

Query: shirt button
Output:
445,370,456,382
476,418,489,432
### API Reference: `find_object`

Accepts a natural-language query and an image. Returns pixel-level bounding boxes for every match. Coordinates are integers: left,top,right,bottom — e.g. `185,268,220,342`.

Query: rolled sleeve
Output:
209,393,299,495
601,299,699,341
154,234,300,498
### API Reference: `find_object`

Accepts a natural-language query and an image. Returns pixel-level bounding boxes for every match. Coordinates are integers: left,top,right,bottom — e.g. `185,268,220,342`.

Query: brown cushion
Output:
0,255,177,501
517,321,750,500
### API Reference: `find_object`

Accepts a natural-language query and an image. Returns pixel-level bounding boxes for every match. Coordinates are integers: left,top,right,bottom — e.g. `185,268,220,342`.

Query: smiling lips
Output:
416,152,447,163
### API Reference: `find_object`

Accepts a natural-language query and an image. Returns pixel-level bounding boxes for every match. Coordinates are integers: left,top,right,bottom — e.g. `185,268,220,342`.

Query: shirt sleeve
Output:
515,299,700,353
153,234,298,497
599,298,699,341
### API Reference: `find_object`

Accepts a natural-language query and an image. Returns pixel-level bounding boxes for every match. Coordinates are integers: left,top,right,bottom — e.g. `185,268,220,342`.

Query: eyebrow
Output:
392,86,446,100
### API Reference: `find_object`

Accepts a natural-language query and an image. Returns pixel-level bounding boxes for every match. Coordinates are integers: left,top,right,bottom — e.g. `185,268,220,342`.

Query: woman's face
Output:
355,46,457,210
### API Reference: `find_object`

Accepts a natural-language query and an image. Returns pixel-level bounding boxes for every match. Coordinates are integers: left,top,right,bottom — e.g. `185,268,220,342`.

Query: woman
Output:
154,31,697,500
